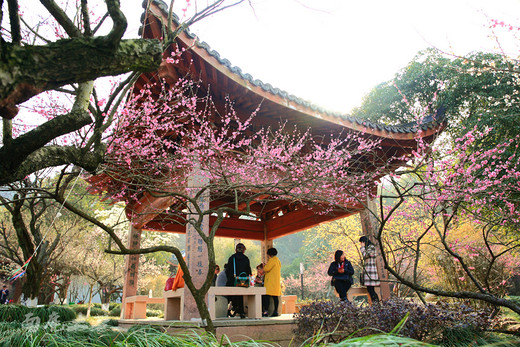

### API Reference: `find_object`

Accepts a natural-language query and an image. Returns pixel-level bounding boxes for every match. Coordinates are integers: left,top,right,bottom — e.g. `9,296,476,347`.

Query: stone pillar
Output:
121,225,142,318
261,224,273,264
359,198,391,300
183,167,210,320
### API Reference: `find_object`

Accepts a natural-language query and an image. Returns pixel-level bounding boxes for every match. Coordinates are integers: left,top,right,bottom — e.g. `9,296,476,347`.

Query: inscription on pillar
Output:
121,225,142,319
122,227,141,299
183,166,210,320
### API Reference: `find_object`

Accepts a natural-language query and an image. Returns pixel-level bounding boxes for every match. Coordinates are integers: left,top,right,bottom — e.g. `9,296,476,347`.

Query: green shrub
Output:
294,298,492,344
108,302,120,311
108,306,121,317
102,319,119,327
146,309,163,318
0,305,75,323
69,304,107,316
0,322,122,347
89,308,108,317
46,305,77,322
69,304,88,315
0,305,29,322
147,303,163,311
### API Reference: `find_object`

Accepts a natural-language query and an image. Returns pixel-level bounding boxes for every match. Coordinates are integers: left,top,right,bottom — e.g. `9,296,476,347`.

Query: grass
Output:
0,320,519,346
501,296,520,322
0,304,519,346
329,334,436,346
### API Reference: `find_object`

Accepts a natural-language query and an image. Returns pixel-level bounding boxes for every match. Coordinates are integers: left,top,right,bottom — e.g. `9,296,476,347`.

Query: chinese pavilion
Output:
118,0,446,320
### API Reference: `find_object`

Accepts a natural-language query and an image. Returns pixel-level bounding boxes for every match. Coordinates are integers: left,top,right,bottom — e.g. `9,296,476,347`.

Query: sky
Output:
98,1,520,114
123,0,520,114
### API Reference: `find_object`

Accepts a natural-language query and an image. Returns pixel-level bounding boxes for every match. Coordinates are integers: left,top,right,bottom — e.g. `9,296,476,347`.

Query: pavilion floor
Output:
118,314,298,346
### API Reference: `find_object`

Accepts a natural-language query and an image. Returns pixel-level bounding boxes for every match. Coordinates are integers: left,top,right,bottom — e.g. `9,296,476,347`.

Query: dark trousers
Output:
230,296,244,314
262,295,279,314
367,286,379,302
334,279,351,301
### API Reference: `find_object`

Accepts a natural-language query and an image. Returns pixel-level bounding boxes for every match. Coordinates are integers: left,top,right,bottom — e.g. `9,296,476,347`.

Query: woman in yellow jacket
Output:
262,248,281,317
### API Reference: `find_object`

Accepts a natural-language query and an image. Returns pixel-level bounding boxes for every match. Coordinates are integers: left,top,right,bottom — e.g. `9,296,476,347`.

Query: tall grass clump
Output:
0,322,278,347
0,321,122,347
0,305,29,322
0,305,76,323
121,326,280,346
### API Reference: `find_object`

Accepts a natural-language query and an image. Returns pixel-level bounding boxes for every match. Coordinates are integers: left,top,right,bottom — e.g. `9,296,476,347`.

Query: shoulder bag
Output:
233,258,249,287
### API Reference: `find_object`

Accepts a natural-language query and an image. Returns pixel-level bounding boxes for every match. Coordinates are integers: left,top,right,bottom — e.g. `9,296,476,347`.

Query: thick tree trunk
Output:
0,38,162,119
0,81,99,184
12,277,24,303
23,261,45,301
10,197,45,300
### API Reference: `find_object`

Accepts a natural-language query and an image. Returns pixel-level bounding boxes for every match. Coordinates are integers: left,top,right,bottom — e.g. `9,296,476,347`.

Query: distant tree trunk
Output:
38,281,55,305
56,276,71,304
86,284,94,318
12,278,23,303
100,283,121,305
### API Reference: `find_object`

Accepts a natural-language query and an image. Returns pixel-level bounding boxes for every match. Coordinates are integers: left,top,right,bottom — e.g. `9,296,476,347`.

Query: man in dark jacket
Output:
225,243,251,318
327,250,354,302
0,286,9,304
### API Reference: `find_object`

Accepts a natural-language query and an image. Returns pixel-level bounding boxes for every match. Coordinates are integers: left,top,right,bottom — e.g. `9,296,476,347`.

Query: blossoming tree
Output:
85,64,420,330
367,124,520,316
0,0,246,185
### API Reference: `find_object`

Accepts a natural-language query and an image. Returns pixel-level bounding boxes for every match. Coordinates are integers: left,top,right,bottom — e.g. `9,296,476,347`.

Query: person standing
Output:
225,243,251,318
215,264,228,287
211,265,220,286
328,250,354,302
359,236,380,303
0,286,9,304
262,248,281,317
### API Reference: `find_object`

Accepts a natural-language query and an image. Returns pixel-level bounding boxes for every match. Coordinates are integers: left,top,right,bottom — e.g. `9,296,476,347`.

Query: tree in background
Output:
427,223,518,301
283,262,331,301
370,126,520,315
347,22,520,314
273,233,305,278
282,213,423,300
0,173,92,302
350,48,520,171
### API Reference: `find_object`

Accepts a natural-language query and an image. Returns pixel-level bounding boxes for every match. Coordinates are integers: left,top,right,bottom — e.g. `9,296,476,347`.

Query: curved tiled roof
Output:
139,0,446,135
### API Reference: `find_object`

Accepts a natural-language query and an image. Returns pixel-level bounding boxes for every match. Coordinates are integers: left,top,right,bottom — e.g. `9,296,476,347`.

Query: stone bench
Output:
163,286,266,320
281,295,297,314
123,295,164,319
207,286,266,319
347,286,381,304
163,288,184,320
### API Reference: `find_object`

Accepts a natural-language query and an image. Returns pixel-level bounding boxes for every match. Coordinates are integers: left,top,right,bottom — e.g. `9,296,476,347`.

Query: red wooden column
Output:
359,198,391,300
183,166,210,320
120,225,142,318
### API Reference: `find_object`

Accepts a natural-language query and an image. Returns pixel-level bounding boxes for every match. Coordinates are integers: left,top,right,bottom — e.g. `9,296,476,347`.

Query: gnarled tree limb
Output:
0,38,162,119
